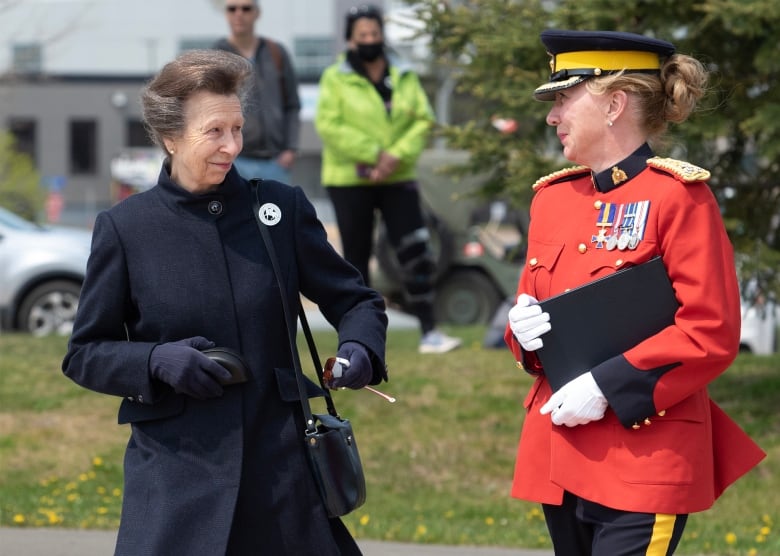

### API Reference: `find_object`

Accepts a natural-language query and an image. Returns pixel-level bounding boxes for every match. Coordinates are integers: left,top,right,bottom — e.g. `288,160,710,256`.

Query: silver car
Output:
0,206,92,335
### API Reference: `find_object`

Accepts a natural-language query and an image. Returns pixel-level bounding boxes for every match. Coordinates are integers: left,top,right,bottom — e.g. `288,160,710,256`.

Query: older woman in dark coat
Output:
62,49,387,556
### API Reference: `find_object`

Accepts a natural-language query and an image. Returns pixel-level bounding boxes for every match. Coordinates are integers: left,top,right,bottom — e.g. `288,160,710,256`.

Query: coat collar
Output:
591,143,655,192
155,164,249,219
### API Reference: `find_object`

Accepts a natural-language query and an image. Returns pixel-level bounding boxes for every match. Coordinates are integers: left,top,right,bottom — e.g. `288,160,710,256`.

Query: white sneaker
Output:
419,330,462,354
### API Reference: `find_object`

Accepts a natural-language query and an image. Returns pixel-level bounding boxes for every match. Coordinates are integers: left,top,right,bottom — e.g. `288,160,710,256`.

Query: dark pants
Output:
542,491,688,556
327,182,436,333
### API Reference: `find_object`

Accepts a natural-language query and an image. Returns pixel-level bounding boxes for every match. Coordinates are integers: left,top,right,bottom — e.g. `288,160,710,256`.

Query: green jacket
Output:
315,55,434,186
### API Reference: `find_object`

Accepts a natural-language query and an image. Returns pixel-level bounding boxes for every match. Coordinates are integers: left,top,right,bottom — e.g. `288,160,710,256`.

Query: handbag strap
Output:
250,180,339,433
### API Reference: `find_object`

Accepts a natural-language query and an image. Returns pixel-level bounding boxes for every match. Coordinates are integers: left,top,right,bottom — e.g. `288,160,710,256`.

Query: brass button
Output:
529,257,538,266
644,418,652,426
594,68,602,76
657,410,666,417
615,259,623,267
632,422,640,430
516,361,524,370
578,243,587,254
594,200,603,209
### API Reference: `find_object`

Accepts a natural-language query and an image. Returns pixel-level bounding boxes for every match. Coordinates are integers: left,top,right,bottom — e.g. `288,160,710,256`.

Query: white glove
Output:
540,372,608,427
508,294,551,351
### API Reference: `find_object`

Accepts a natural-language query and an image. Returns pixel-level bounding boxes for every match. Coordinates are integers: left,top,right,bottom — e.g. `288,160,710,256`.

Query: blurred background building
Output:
0,0,428,225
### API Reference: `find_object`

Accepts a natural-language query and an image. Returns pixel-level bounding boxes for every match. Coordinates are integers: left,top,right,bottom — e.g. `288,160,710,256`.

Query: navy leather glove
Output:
149,336,233,400
328,341,373,390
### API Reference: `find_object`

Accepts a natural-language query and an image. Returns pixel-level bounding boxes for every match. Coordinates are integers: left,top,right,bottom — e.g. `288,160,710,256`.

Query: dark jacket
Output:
214,37,301,159
62,166,387,555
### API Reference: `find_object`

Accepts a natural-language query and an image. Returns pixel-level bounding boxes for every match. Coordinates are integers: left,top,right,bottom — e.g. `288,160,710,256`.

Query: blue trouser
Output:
232,156,291,184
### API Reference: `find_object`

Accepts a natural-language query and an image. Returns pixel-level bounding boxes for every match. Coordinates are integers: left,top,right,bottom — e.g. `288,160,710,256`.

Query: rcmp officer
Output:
505,30,765,555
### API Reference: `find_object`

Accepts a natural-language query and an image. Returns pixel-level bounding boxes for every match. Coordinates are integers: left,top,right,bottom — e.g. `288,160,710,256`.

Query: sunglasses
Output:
226,5,254,13
323,356,396,403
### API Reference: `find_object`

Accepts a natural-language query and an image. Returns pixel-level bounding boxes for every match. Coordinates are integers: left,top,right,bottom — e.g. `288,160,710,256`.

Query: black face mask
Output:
355,42,384,62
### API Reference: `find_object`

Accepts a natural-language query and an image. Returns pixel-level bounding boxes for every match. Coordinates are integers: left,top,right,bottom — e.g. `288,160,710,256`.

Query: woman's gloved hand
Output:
149,336,232,399
540,372,608,427
508,293,551,351
327,341,373,390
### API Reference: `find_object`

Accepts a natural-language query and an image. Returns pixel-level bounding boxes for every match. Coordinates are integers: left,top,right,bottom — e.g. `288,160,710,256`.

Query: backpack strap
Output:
263,37,288,106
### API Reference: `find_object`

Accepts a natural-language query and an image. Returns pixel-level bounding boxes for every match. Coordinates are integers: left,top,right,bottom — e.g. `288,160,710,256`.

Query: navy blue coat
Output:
63,166,387,555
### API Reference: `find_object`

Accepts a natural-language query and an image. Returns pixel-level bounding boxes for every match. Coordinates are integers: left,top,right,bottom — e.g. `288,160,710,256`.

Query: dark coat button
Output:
208,201,223,215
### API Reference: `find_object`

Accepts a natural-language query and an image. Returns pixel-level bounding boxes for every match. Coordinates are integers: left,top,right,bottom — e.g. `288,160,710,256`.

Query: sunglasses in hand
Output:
323,356,396,403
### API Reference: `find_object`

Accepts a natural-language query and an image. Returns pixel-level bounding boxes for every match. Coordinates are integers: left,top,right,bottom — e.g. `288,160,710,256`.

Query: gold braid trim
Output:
532,165,590,191
646,157,711,182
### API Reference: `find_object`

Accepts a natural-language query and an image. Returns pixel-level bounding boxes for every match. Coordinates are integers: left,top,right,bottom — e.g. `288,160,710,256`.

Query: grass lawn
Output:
0,327,776,554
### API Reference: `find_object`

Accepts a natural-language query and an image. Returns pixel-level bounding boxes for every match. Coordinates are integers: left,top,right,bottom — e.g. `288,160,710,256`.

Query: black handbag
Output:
251,180,366,518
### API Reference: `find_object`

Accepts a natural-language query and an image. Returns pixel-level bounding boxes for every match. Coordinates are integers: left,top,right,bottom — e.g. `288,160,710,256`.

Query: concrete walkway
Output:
0,527,553,556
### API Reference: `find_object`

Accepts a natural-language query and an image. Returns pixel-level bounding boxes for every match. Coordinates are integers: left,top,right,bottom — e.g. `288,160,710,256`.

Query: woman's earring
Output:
607,120,613,127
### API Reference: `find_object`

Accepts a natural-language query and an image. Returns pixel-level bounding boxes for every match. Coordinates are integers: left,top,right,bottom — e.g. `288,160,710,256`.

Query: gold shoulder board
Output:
532,166,590,191
646,157,711,182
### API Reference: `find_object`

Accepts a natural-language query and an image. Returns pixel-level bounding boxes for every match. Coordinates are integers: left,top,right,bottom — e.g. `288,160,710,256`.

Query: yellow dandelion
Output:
12,514,25,524
65,481,77,491
93,456,104,467
748,549,758,556
760,526,770,536
485,516,495,526
444,509,455,519
66,493,79,502
415,524,427,536
725,532,737,545
762,514,773,525
755,534,765,543
97,507,109,515
112,488,122,497
97,486,107,495
359,514,370,526
79,473,89,482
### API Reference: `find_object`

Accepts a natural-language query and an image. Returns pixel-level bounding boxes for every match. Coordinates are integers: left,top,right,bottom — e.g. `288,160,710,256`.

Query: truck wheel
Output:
17,280,81,336
434,269,502,325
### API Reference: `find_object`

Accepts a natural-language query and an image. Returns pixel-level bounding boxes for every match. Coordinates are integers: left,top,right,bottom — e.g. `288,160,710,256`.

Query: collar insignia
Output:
611,166,628,186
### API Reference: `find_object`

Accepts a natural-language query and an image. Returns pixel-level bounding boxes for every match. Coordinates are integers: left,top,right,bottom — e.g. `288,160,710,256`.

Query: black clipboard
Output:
536,256,678,392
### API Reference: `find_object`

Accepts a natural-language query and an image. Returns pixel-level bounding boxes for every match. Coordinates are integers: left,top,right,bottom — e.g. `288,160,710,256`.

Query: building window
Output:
69,120,98,175
7,118,37,164
293,37,334,83
12,43,42,74
126,118,153,148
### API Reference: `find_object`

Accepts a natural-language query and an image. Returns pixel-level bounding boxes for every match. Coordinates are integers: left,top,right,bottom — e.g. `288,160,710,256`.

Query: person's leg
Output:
379,182,460,353
326,186,376,286
542,491,594,556
581,496,688,556
378,182,436,332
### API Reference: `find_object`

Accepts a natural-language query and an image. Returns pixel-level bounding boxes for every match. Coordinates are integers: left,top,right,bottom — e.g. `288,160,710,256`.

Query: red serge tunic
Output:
504,150,765,514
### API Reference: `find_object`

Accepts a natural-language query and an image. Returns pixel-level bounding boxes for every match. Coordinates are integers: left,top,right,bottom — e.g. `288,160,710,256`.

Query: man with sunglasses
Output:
213,1,301,184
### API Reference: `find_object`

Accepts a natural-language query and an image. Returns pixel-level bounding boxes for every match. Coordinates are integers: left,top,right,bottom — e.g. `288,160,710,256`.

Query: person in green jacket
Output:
315,4,460,354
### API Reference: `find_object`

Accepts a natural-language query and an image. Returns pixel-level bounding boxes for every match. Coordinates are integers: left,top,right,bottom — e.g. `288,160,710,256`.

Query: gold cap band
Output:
553,50,661,73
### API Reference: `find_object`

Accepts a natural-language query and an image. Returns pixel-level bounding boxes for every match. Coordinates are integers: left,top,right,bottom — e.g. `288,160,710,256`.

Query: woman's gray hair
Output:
141,49,253,153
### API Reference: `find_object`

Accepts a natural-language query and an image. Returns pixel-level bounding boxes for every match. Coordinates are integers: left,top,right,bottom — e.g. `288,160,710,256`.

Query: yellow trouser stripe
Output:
646,513,676,556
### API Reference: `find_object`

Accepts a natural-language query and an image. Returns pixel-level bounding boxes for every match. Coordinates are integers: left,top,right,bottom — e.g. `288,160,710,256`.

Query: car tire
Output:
17,280,82,336
434,269,502,325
